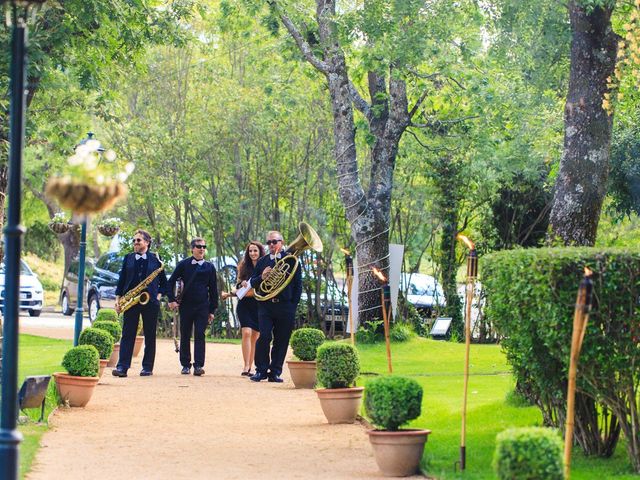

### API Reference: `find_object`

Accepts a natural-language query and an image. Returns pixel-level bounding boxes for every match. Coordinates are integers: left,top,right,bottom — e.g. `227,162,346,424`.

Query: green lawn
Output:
16,334,70,479
355,337,638,479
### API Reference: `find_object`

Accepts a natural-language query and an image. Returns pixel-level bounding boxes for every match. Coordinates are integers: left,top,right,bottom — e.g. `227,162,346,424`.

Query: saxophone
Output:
118,256,165,314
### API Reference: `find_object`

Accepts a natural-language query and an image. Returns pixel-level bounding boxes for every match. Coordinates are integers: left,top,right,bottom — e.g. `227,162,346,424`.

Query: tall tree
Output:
548,1,619,245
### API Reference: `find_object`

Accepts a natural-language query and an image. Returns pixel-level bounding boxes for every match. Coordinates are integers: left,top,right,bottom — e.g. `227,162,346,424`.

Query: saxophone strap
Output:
176,261,204,304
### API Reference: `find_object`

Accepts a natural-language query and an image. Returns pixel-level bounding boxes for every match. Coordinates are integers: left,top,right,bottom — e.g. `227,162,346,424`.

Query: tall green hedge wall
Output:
483,248,640,467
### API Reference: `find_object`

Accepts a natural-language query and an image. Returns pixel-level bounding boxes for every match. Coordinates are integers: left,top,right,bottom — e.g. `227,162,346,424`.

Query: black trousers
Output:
255,301,296,376
179,306,209,368
117,301,159,371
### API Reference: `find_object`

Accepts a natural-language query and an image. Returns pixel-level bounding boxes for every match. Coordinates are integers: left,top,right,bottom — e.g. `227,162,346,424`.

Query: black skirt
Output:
237,297,259,331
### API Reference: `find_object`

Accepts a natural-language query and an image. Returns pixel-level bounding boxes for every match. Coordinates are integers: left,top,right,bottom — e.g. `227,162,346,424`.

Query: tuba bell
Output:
254,222,323,301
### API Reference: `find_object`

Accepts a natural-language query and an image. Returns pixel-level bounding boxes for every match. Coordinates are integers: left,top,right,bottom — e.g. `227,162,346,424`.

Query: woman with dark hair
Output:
221,241,264,376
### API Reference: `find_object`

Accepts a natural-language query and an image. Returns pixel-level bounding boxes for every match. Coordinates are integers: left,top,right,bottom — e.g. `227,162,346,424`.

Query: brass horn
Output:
255,222,323,301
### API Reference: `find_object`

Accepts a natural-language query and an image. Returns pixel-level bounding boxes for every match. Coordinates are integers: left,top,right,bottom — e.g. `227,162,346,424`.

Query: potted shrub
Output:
493,427,563,480
315,342,363,424
365,375,430,477
53,345,100,407
94,309,122,367
287,327,325,388
97,216,121,237
78,327,114,378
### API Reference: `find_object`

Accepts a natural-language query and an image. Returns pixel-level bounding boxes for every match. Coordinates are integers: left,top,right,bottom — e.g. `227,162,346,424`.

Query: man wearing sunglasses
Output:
168,237,219,376
113,229,168,378
246,230,302,383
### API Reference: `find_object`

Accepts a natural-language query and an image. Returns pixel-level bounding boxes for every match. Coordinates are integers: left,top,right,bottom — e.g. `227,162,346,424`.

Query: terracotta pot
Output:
53,372,99,407
287,360,317,389
107,343,120,367
133,336,144,357
98,359,108,378
367,429,431,477
315,386,364,424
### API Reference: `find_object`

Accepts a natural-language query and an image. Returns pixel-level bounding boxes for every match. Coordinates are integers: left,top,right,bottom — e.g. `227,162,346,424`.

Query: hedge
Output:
483,248,639,466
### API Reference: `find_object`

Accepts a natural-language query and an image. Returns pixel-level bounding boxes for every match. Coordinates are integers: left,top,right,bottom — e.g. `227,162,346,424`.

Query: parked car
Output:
402,273,445,318
0,259,44,317
299,280,349,331
61,252,121,323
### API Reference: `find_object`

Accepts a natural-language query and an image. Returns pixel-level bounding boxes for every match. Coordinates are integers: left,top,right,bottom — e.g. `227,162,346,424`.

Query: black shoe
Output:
112,368,127,378
268,374,284,383
250,371,268,382
140,369,153,376
241,370,252,377
181,366,190,375
193,367,205,376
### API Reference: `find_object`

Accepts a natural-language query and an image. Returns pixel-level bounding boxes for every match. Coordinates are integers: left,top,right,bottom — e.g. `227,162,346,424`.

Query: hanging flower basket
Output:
48,221,71,234
45,177,128,215
98,225,120,237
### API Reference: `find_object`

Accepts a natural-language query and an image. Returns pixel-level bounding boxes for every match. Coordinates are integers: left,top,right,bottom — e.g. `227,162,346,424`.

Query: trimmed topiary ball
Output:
78,327,114,359
493,427,564,480
365,375,423,431
316,343,360,389
290,328,325,361
93,319,122,343
95,308,118,323
62,345,100,377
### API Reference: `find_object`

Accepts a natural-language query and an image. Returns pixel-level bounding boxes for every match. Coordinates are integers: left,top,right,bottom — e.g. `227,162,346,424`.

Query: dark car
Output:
60,252,122,323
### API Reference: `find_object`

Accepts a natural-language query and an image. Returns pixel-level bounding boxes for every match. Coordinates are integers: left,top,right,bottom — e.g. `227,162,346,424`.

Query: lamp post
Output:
72,133,103,345
1,0,45,477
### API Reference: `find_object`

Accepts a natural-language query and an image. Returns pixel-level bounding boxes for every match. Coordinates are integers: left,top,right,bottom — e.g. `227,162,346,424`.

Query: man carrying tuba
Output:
245,230,303,383
112,229,168,378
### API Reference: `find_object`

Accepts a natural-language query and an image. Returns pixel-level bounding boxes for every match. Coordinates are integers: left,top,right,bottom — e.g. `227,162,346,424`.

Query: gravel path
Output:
26,339,417,479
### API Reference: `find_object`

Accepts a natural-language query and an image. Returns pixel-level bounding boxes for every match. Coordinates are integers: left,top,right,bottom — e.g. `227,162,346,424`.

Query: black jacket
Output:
250,251,302,304
167,257,219,314
115,251,168,305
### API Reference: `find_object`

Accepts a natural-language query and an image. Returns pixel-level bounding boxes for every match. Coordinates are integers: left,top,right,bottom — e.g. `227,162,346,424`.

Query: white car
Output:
402,273,446,317
0,259,44,316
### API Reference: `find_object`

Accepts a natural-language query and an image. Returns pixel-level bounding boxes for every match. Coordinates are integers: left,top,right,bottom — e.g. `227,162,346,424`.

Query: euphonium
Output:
118,257,165,314
255,222,323,301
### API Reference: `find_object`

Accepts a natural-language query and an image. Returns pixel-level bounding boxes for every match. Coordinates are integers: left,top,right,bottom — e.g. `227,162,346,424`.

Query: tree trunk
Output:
548,2,618,246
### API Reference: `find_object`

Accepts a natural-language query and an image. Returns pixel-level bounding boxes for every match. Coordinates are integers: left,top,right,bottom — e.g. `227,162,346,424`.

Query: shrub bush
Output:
355,320,384,344
316,343,360,389
290,328,325,361
493,427,563,480
95,308,118,323
61,345,100,377
78,327,114,359
483,247,640,460
364,376,422,431
93,320,122,343
390,323,413,342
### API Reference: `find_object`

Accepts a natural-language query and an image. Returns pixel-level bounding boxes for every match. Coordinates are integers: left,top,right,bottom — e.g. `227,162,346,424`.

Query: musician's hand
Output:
208,313,214,325
240,280,249,288
168,301,179,311
262,267,272,280
115,302,121,314
221,291,231,300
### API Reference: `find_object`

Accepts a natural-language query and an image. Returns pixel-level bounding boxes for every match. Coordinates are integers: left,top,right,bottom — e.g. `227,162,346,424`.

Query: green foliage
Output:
389,323,413,343
61,345,100,377
78,327,114,359
316,343,360,389
290,327,325,361
355,320,384,344
23,221,60,262
484,247,640,459
95,308,118,323
493,427,564,480
364,375,423,431
93,320,122,343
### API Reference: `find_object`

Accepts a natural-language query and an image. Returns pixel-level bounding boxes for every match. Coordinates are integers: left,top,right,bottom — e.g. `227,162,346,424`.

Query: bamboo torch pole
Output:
373,267,393,373
564,267,594,480
341,248,355,345
457,234,478,471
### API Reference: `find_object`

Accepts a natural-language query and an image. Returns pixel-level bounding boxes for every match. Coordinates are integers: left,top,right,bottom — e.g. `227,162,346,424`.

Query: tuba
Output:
118,256,165,314
255,222,323,301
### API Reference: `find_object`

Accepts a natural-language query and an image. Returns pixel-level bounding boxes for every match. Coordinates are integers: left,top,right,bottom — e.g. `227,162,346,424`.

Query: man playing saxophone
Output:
112,229,168,378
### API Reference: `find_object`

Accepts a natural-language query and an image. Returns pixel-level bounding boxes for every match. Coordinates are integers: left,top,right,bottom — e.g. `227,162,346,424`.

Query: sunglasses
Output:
133,238,145,243
266,239,282,245
193,245,207,249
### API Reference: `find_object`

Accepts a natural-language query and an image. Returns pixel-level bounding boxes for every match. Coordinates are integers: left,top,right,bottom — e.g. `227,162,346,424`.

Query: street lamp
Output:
1,0,46,478
72,133,104,346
